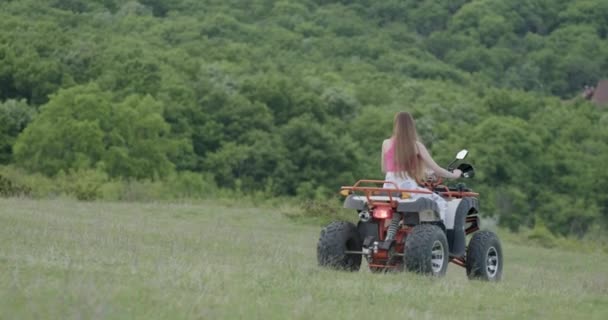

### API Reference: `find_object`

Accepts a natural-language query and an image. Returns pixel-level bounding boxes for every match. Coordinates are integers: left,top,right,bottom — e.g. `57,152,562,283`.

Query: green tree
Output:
14,84,110,175
0,17,68,104
280,115,361,195
0,99,35,164
14,84,175,179
103,95,175,179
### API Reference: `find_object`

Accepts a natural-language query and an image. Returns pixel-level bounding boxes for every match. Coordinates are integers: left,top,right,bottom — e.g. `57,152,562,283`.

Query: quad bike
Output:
317,150,503,281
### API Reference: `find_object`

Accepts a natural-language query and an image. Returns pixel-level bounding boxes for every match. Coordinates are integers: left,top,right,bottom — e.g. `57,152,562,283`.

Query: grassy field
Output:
1,198,607,320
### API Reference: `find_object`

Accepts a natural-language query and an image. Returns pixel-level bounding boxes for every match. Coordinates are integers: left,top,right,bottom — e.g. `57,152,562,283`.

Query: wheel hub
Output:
431,240,445,273
486,246,499,278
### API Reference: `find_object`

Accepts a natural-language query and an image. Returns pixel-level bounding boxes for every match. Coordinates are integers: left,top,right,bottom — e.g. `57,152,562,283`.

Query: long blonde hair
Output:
393,112,424,180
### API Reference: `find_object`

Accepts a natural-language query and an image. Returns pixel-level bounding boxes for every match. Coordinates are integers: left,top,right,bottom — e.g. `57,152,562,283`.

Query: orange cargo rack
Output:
340,180,478,207
340,180,433,207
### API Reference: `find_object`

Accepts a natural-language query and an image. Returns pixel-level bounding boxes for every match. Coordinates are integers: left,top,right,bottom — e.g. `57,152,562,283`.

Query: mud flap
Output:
357,221,379,240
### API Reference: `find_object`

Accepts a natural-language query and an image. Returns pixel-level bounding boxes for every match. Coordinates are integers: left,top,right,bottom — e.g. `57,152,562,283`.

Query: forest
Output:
1,0,607,237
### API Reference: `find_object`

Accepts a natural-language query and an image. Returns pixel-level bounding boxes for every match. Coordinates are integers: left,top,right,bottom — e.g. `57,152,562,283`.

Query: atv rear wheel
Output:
466,231,503,281
317,221,362,271
404,224,449,276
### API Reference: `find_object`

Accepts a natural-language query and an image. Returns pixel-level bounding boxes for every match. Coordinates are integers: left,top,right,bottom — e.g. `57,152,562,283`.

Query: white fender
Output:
444,199,462,230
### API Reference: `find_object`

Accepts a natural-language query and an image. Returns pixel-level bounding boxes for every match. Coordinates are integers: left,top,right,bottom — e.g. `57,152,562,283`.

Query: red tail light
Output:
373,206,393,219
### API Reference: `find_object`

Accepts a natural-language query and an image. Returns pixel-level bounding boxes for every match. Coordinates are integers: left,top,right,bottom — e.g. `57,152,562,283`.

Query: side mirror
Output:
456,149,468,160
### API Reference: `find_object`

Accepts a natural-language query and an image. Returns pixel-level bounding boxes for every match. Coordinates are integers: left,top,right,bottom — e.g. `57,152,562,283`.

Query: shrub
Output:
0,173,31,197
56,169,109,201
527,223,557,248
164,171,217,199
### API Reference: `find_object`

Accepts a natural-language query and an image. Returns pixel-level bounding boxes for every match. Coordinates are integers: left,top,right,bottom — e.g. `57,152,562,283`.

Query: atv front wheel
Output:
466,231,503,281
404,224,449,276
317,221,362,271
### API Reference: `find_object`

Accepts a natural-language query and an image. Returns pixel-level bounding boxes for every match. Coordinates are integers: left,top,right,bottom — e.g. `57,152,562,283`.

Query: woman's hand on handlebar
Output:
450,169,463,179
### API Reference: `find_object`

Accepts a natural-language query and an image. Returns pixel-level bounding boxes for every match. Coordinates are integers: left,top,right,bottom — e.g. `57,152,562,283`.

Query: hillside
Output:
0,0,607,236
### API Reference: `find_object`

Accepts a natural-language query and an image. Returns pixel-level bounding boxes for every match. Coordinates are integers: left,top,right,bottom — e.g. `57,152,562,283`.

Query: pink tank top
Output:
384,139,419,172
384,140,398,172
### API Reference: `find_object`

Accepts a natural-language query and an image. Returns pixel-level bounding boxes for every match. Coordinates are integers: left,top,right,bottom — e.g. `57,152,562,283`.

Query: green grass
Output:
1,198,607,320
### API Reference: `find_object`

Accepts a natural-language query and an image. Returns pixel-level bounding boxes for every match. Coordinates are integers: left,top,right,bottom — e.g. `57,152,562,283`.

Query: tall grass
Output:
1,198,607,319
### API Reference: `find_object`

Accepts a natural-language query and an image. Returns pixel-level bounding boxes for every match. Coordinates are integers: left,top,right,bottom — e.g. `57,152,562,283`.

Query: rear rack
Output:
340,180,432,208
340,180,479,207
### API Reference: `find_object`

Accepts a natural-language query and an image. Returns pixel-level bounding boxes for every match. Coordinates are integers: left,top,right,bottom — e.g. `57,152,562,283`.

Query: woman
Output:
381,112,461,220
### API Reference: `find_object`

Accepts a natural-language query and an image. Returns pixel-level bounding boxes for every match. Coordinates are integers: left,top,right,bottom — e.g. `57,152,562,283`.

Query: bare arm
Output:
381,139,389,173
416,141,460,179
